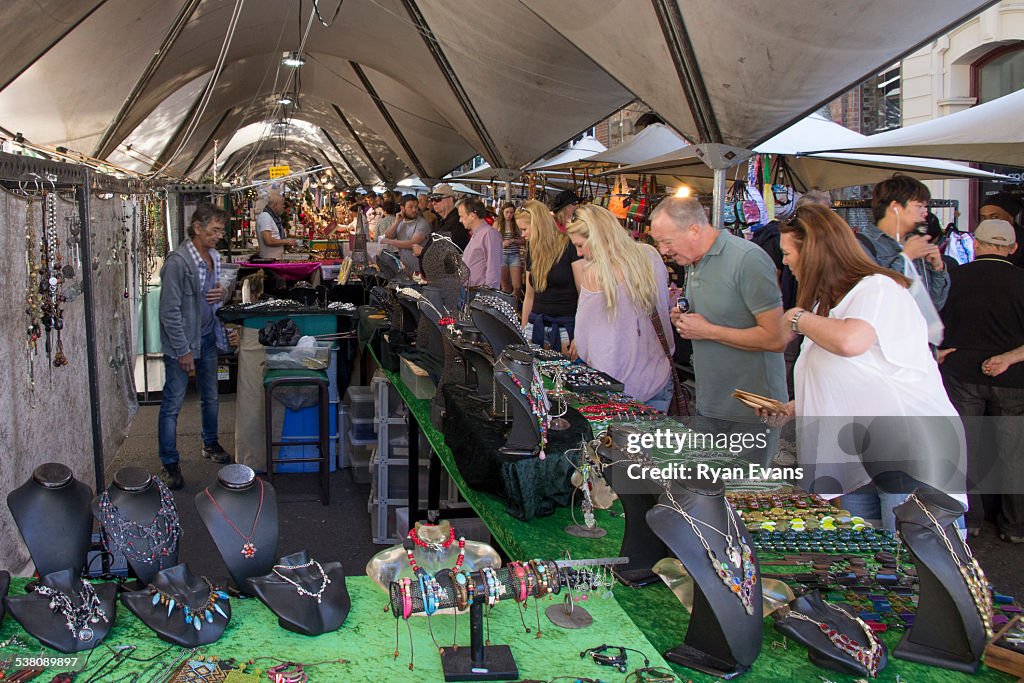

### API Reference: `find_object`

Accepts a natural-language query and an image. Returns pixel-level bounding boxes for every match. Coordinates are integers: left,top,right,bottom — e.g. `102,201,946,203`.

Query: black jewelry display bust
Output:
195,465,279,593
120,563,231,647
7,463,93,578
5,569,117,653
893,488,987,672
774,591,888,677
470,296,526,359
646,480,763,677
596,425,668,587
492,346,543,455
0,571,9,621
92,467,180,585
246,550,350,635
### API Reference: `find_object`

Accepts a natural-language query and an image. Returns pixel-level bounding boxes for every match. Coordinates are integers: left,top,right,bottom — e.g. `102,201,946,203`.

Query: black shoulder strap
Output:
854,230,877,259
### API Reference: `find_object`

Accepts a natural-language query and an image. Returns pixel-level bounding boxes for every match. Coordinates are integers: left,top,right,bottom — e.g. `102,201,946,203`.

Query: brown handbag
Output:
649,309,691,417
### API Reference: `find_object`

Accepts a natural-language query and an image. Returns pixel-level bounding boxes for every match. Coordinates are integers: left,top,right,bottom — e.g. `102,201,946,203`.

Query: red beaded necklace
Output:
403,532,466,573
408,526,456,550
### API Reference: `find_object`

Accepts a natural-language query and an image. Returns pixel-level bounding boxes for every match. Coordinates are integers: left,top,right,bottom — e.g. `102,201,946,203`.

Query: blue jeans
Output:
645,377,674,413
840,470,966,533
158,332,220,466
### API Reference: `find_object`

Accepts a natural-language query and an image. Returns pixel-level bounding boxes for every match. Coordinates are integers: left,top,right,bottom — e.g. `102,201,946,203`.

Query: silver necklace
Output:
272,560,331,604
34,581,108,642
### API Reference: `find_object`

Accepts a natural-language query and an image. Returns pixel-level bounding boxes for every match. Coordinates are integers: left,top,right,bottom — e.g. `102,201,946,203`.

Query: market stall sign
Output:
269,165,291,179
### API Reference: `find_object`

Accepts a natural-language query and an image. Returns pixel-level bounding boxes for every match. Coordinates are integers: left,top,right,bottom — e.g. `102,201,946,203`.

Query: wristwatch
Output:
790,310,806,334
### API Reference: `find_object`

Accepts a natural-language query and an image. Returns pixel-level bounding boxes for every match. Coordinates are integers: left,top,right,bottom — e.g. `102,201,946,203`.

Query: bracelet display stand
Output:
774,591,887,677
5,569,117,653
452,329,495,402
646,480,763,677
595,425,668,587
492,346,545,456
388,561,561,681
893,488,989,672
195,465,279,594
92,466,181,585
7,463,93,578
121,563,231,647
246,550,350,635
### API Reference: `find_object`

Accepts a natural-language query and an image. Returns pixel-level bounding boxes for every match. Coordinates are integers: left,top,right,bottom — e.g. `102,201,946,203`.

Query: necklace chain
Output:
907,494,994,637
98,479,181,565
204,479,265,558
785,602,882,676
272,560,332,604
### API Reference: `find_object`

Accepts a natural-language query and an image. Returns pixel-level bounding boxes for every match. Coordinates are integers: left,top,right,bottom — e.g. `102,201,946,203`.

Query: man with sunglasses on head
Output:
428,183,469,250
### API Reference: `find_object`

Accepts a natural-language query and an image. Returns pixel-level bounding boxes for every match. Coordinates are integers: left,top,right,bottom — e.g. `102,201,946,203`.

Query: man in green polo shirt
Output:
650,197,788,466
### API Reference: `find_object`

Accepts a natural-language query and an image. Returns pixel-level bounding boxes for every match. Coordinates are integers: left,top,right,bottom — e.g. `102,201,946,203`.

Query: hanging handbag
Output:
607,175,631,219
649,309,691,417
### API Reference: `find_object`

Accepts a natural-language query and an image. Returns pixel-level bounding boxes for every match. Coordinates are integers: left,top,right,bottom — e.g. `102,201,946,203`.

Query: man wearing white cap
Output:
939,219,1024,543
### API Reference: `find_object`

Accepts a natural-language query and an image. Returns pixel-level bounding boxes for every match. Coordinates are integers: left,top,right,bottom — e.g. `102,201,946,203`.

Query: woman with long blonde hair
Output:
517,200,583,351
566,205,673,408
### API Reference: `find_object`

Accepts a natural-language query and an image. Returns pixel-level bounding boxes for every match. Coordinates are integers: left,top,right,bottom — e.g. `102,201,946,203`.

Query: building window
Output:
977,43,1024,104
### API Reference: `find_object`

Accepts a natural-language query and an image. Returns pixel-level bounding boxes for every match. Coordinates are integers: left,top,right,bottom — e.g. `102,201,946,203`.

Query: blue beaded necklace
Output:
149,577,229,632
502,367,550,460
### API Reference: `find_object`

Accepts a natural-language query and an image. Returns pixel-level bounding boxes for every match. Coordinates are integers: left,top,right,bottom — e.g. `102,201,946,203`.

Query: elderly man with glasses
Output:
428,183,469,250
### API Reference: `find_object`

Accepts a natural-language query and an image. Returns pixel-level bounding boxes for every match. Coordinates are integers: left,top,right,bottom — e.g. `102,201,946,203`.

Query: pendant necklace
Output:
907,493,994,638
34,580,108,642
148,577,229,631
785,602,883,677
272,560,332,604
204,478,264,558
655,490,757,615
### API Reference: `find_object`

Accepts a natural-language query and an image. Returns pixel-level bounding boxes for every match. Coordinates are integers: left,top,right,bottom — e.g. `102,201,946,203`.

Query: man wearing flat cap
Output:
427,183,468,250
940,219,1024,543
551,190,580,232
980,192,1024,267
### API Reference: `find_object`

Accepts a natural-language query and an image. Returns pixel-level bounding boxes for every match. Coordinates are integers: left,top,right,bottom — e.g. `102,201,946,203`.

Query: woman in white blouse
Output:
758,204,965,531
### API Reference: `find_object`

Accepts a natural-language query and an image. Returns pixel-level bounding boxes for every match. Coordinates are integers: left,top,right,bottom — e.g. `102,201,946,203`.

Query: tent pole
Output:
77,171,107,493
504,180,512,202
712,167,726,229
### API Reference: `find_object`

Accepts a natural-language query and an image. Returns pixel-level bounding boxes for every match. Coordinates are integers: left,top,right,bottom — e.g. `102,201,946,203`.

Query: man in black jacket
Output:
939,219,1024,542
428,183,468,250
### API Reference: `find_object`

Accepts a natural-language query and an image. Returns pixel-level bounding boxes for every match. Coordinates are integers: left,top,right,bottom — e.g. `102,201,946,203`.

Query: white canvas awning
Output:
813,89,1024,167
609,115,1012,191
546,124,689,171
525,135,606,171
0,0,998,187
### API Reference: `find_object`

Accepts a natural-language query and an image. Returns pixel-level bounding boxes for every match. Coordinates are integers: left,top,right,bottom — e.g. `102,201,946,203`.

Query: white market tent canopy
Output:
546,124,689,171
813,88,1024,167
608,114,1011,191
524,135,606,171
0,0,998,187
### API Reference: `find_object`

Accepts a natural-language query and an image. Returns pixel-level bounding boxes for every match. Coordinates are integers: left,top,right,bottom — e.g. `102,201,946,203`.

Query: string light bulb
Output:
674,185,692,198
282,52,305,68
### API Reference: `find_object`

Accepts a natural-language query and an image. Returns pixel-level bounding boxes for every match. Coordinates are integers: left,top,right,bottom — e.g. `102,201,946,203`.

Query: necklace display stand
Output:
0,571,9,622
366,521,500,592
7,463,93,578
194,465,279,594
451,326,495,402
470,296,526,359
774,591,887,677
893,488,989,672
492,346,545,456
246,550,350,635
121,563,231,647
595,425,668,587
92,466,181,586
646,480,763,677
6,569,116,653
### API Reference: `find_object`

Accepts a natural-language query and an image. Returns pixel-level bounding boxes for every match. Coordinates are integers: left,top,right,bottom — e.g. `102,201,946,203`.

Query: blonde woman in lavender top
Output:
566,205,674,410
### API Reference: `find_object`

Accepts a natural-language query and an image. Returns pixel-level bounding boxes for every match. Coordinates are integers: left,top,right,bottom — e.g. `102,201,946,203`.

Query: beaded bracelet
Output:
418,574,435,616
453,572,469,611
546,561,562,594
266,663,308,683
509,562,528,603
523,563,536,598
484,568,500,607
466,572,477,607
529,560,549,598
401,578,413,620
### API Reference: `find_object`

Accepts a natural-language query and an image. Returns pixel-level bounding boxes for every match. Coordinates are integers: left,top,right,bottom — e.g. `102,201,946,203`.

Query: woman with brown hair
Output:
758,204,963,530
518,200,583,351
496,202,524,300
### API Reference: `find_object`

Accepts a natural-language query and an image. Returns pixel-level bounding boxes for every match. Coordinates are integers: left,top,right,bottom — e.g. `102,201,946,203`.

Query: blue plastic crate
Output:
275,405,339,473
